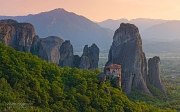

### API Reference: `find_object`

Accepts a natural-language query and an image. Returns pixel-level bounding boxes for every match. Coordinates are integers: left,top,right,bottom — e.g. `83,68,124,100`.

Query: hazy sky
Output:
1,0,180,21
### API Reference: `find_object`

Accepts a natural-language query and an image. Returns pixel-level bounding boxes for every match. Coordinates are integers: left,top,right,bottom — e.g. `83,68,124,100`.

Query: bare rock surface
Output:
0,19,36,52
59,40,74,67
32,36,64,64
148,56,166,93
79,44,99,69
106,23,150,94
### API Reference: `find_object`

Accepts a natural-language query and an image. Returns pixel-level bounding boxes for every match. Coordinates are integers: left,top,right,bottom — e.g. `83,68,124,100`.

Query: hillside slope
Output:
0,43,173,111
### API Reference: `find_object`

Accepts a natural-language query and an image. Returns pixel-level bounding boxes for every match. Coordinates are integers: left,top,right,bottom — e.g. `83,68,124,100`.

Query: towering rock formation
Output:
31,37,75,67
106,23,150,94
59,40,74,67
31,36,64,64
0,19,100,70
79,44,99,69
0,19,36,52
148,56,166,93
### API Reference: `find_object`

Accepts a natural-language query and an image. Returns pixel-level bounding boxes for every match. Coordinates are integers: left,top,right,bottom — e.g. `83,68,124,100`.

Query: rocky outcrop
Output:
0,19,100,69
148,56,166,93
31,37,75,67
59,40,74,67
31,36,64,64
79,44,99,69
106,23,150,94
33,40,100,68
0,19,36,52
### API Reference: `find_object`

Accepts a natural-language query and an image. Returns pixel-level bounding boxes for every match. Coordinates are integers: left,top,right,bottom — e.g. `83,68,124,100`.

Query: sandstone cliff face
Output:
106,23,150,94
148,56,165,93
59,40,74,67
32,36,64,64
0,19,36,52
79,44,99,69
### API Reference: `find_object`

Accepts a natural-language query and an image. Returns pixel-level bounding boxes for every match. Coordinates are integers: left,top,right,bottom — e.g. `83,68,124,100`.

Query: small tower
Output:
105,64,122,87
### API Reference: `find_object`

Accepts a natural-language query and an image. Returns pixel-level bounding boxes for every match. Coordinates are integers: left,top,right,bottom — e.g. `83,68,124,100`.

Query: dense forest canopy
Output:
0,43,174,111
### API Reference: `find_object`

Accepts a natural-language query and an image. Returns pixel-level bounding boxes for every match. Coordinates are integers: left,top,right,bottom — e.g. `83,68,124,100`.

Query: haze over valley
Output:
1,9,180,55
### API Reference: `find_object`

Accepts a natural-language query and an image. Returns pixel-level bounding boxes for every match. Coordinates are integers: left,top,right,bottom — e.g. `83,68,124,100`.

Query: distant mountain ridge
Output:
98,18,168,32
1,9,180,53
98,18,180,53
98,18,180,41
0,8,113,51
142,21,180,41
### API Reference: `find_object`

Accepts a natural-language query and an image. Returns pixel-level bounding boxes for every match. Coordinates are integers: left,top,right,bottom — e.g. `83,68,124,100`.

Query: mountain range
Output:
99,18,180,54
1,8,180,53
98,18,167,32
0,8,113,51
99,18,180,42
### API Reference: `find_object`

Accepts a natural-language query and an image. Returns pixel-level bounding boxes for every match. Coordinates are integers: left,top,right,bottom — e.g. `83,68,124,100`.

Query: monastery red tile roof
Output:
105,64,121,69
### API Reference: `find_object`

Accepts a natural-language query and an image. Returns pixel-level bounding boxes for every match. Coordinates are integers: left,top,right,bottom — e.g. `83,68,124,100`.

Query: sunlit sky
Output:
1,0,180,21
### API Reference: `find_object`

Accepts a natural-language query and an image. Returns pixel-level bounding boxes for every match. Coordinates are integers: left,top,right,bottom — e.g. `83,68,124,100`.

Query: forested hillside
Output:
0,43,174,111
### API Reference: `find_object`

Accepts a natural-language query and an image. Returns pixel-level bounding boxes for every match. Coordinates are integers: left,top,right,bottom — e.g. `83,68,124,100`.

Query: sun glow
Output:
1,0,180,21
